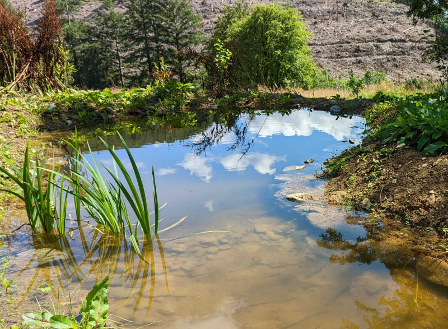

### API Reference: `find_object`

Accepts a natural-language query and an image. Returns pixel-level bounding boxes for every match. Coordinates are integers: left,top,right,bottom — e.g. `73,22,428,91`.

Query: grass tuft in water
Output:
0,144,67,233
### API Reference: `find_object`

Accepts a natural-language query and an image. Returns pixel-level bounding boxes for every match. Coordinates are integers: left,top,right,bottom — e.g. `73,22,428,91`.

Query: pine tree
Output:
94,0,128,87
160,0,203,82
124,0,165,83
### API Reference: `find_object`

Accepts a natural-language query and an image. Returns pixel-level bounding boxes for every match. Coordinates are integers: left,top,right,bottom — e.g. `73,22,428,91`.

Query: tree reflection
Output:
317,228,448,328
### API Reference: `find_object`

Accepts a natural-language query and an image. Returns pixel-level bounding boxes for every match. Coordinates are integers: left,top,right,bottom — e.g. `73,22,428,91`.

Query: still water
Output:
2,109,448,328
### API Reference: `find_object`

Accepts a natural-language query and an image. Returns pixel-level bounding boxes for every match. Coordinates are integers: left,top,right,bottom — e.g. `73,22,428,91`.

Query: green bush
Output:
212,3,316,89
363,69,387,85
404,77,427,90
312,69,337,89
347,69,365,97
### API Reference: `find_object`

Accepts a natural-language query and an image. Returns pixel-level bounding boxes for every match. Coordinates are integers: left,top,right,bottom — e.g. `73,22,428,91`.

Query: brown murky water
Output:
2,110,448,328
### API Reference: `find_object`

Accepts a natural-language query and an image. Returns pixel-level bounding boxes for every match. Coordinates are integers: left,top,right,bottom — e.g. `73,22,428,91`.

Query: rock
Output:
329,105,342,115
361,198,371,209
283,165,306,172
328,191,346,204
285,193,313,203
208,104,218,110
67,120,72,125
396,143,406,149
304,159,314,164
391,179,397,184
416,256,448,287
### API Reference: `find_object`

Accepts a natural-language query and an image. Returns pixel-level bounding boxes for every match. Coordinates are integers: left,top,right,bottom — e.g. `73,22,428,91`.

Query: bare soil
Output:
10,0,439,82
322,140,448,260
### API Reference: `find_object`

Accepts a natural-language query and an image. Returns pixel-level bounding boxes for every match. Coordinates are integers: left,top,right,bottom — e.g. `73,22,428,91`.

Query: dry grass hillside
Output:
11,0,439,82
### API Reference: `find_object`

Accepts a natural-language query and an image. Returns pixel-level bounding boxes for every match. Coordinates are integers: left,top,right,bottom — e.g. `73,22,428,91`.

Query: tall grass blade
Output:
151,167,159,233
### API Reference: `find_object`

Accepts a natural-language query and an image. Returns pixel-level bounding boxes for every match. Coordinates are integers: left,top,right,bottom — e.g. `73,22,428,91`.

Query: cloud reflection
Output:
157,168,177,176
246,110,364,141
179,154,213,183
221,153,286,175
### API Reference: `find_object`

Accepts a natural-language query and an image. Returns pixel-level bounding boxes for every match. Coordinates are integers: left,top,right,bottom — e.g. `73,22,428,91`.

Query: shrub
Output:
347,69,365,97
0,0,68,91
404,77,427,90
363,69,387,85
212,3,316,89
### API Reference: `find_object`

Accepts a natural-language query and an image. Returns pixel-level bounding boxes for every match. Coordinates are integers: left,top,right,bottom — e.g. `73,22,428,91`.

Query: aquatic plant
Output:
63,133,163,238
0,145,67,233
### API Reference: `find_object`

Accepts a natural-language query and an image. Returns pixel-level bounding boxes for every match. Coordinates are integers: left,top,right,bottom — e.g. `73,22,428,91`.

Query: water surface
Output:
3,109,448,328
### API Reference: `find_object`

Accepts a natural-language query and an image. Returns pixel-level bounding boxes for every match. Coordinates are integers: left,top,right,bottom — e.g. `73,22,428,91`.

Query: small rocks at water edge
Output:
284,193,313,203
304,159,314,164
361,198,371,209
283,165,306,172
329,105,342,115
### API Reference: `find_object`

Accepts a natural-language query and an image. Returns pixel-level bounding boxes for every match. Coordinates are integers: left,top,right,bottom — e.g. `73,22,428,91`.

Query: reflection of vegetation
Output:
341,272,448,329
317,229,448,328
186,108,293,156
11,223,168,322
317,228,376,265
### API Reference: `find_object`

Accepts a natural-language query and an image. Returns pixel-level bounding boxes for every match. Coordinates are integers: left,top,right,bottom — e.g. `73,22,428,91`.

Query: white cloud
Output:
247,110,364,141
157,168,177,176
220,153,285,175
179,153,213,183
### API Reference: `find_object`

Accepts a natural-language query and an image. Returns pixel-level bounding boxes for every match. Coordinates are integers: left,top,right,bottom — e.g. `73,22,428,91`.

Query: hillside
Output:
11,0,438,82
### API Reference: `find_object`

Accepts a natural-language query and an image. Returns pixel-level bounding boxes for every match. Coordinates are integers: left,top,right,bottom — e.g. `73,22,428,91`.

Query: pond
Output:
2,109,448,328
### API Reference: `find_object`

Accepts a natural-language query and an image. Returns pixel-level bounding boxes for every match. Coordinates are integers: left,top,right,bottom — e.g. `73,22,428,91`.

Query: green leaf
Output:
22,312,53,328
49,315,78,329
417,135,431,151
83,276,109,328
422,141,446,155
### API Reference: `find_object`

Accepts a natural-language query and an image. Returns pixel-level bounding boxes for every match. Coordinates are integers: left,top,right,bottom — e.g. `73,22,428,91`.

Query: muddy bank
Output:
319,129,448,286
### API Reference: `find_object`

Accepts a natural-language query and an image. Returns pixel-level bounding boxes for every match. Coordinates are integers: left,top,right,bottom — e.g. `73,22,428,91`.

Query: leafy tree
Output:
407,1,448,86
218,4,316,88
209,0,250,51
160,0,203,82
406,0,448,21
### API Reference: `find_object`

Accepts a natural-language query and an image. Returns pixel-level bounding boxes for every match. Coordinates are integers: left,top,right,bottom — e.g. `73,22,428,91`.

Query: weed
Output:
374,97,448,155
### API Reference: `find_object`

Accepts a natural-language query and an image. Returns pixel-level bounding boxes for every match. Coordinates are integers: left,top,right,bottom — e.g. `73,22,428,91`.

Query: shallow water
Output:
3,109,448,328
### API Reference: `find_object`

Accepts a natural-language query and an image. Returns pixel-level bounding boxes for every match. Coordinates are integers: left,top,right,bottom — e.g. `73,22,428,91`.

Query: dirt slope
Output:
11,0,439,82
